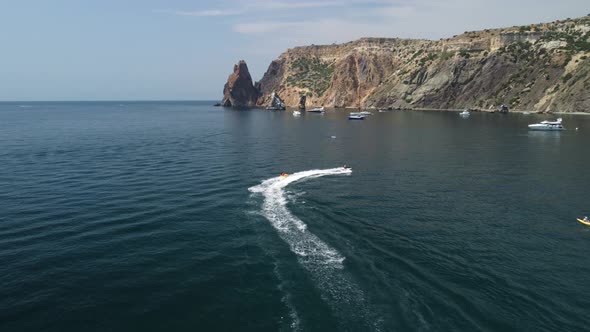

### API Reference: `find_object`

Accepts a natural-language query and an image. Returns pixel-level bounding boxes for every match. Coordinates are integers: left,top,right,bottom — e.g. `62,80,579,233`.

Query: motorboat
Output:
359,111,373,116
528,118,565,131
308,107,325,113
459,110,470,117
348,115,364,120
293,110,301,116
348,114,365,120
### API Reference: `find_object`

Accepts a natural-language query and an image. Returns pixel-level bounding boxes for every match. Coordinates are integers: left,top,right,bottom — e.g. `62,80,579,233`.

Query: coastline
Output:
306,106,590,115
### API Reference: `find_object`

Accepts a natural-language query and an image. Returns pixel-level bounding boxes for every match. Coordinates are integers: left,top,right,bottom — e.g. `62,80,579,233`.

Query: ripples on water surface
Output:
1,101,590,331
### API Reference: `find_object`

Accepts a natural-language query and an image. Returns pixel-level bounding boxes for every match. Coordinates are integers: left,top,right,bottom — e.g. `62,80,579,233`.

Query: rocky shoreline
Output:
217,102,590,116
221,15,590,113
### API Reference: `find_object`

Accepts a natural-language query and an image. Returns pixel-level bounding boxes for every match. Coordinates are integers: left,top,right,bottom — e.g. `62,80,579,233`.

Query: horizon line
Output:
0,99,220,103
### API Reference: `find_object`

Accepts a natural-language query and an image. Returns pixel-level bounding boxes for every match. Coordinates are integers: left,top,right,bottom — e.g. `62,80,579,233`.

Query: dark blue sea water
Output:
1,101,590,331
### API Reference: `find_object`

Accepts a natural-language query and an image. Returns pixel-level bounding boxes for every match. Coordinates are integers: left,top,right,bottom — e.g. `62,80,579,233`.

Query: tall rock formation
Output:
298,95,307,110
267,91,286,110
222,60,259,107
247,16,590,112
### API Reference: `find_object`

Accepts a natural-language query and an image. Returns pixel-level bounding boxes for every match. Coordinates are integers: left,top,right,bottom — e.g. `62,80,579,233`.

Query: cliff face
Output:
222,60,259,107
252,16,590,112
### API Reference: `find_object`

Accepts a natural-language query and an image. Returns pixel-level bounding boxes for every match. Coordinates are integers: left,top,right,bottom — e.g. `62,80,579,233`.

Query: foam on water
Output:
249,168,351,264
249,167,380,330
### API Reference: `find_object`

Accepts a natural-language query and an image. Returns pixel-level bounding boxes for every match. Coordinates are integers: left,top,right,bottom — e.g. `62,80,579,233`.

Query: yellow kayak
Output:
577,218,590,226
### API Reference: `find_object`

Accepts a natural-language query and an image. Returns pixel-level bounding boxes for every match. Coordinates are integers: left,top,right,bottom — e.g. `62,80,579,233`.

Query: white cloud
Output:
233,21,307,34
171,9,241,17
251,1,344,10
234,19,394,42
163,0,345,19
375,5,417,18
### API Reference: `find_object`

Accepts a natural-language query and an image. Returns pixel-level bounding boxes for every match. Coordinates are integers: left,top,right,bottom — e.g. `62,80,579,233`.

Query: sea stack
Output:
299,95,306,110
266,91,286,110
222,60,259,107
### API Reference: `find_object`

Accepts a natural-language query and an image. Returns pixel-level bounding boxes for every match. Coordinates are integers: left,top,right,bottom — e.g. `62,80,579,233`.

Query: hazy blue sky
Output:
0,0,588,101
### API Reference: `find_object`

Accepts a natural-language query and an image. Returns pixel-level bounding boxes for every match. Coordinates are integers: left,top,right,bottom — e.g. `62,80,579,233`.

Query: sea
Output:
1,101,589,332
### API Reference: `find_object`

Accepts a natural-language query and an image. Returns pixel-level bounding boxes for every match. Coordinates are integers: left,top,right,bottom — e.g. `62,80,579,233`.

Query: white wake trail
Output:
249,167,379,331
249,167,351,265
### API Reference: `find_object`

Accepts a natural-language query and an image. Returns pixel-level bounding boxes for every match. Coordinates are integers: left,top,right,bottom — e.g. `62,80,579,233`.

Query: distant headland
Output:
220,15,590,113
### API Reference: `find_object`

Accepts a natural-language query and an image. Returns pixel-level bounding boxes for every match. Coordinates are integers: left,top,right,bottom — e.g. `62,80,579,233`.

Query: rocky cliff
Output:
246,16,590,112
222,60,259,107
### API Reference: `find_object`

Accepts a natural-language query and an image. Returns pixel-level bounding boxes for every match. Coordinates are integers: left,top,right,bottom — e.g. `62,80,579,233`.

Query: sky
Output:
0,0,588,101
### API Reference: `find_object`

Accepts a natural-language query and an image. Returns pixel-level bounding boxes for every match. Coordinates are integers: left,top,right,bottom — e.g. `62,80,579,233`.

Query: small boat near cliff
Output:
293,110,301,116
459,110,470,117
528,118,565,131
348,114,365,120
308,107,325,113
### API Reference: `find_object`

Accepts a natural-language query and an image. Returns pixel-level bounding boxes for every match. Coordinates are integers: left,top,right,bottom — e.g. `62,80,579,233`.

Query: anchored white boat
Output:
293,110,301,116
308,107,325,113
528,118,565,131
459,110,470,117
359,111,373,116
348,113,365,120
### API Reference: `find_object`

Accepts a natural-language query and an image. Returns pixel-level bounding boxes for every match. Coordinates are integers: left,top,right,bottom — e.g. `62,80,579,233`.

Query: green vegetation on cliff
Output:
285,57,335,97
